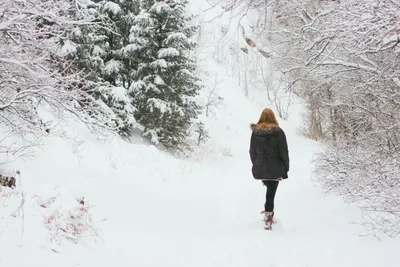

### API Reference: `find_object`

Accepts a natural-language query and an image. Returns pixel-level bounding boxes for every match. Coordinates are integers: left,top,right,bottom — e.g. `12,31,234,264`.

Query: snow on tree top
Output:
147,98,185,117
104,59,122,75
144,129,159,145
158,48,180,58
154,75,165,85
131,13,152,30
110,86,129,102
151,2,171,14
103,2,122,15
178,69,194,78
150,59,168,69
77,0,96,8
147,98,169,114
130,80,146,94
123,44,141,54
166,32,189,45
92,45,106,56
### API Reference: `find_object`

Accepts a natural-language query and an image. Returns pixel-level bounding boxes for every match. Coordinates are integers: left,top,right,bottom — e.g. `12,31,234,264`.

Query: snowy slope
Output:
1,1,400,267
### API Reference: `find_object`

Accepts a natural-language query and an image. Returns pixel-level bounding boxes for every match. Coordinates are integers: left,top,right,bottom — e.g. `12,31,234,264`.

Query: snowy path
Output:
77,85,398,267
85,115,399,267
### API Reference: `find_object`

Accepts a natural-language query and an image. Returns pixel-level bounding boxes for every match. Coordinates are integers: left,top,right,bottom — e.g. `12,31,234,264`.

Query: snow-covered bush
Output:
0,136,24,189
191,120,210,146
0,171,25,246
315,143,400,237
44,197,102,245
204,78,224,117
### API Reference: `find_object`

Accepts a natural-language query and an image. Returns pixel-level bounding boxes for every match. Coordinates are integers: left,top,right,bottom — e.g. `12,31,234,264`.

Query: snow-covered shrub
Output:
204,78,224,117
0,187,22,207
37,195,59,209
272,85,292,120
190,120,210,146
315,143,400,237
44,197,102,245
0,179,25,246
0,140,21,190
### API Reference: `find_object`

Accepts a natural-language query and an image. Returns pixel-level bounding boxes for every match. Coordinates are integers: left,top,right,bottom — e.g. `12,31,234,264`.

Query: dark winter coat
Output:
249,124,290,180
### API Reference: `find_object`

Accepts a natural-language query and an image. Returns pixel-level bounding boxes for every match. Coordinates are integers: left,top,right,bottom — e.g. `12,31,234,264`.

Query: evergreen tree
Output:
100,0,140,87
60,0,140,135
129,0,203,147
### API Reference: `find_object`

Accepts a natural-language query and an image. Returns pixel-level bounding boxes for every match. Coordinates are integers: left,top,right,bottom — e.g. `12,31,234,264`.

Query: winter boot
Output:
263,212,274,230
260,211,275,224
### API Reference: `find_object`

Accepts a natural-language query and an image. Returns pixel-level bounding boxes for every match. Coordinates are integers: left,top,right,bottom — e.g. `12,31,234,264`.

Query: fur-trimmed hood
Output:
250,123,280,136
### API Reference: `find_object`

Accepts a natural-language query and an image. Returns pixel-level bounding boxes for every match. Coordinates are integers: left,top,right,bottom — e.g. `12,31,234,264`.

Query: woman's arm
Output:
249,133,257,164
278,129,290,173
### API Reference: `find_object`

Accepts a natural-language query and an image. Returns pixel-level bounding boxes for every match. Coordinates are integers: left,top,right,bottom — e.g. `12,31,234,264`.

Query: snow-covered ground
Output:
1,1,400,267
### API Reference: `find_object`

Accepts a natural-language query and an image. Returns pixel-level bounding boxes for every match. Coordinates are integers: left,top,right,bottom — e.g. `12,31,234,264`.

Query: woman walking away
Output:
249,108,289,230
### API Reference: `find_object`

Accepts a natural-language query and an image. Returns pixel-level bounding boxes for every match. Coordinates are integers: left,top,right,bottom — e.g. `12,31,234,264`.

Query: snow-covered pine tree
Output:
97,0,141,135
100,0,140,87
59,0,140,135
129,0,203,147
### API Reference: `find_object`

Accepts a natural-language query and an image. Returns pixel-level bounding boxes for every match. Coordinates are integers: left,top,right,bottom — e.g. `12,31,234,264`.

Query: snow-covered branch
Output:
0,0,121,138
316,60,379,73
0,58,47,77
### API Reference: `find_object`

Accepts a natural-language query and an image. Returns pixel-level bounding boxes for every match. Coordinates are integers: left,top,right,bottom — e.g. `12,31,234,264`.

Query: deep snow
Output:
1,1,400,267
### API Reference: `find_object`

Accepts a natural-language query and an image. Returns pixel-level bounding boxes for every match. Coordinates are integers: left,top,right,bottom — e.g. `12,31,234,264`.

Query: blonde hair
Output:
255,108,279,128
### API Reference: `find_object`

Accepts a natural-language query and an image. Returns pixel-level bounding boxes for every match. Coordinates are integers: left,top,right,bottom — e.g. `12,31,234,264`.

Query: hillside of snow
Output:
1,1,400,267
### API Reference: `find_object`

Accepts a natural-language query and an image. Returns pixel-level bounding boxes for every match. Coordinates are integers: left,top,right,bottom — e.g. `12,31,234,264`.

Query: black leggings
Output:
262,180,279,212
